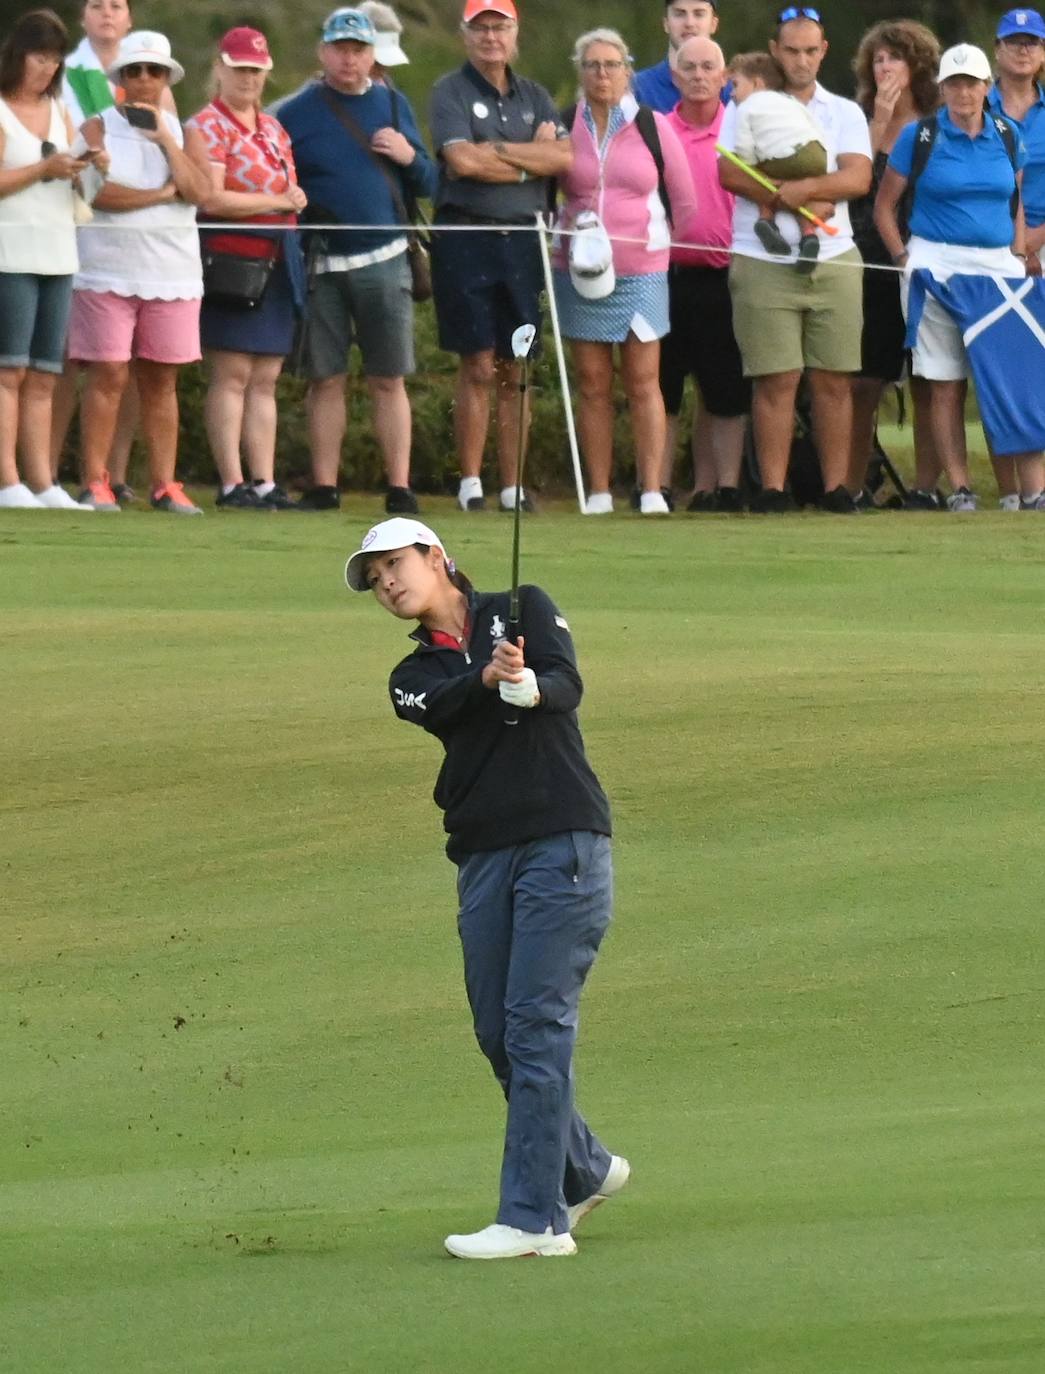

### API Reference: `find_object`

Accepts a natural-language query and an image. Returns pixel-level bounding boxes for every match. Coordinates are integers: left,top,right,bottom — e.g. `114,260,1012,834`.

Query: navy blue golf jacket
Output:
389,584,612,862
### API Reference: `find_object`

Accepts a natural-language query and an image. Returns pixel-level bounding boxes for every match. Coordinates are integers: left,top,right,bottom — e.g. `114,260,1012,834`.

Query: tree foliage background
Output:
39,0,1012,490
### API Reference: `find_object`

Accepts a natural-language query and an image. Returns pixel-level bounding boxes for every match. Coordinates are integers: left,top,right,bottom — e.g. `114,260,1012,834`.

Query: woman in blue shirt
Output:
875,44,1034,511
987,9,1045,507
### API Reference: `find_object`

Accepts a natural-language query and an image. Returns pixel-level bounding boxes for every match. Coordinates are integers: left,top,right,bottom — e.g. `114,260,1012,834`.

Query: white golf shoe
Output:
36,484,93,510
0,482,44,509
639,490,670,515
444,1222,577,1260
567,1155,631,1232
584,491,614,515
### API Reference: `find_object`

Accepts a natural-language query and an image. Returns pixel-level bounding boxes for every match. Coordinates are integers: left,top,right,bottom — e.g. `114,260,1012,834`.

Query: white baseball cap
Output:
345,517,449,591
108,30,185,83
568,210,616,301
938,44,992,83
374,30,409,65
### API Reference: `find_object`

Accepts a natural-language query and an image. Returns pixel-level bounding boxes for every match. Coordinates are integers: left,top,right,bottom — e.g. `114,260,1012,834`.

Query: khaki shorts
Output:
757,141,828,181
729,248,864,377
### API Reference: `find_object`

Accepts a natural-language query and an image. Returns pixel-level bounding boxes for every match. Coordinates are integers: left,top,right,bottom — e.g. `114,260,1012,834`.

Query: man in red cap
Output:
429,0,571,513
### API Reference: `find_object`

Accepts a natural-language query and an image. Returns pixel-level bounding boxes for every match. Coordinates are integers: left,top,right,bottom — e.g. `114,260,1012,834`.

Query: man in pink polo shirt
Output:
659,36,750,510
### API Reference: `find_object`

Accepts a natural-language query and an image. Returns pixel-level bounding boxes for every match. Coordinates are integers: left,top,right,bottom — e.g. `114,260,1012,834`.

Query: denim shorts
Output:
303,252,414,380
0,272,74,373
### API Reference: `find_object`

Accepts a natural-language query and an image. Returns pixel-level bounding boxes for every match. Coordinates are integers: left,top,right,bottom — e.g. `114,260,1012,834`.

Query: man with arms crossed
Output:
429,0,571,513
718,7,871,513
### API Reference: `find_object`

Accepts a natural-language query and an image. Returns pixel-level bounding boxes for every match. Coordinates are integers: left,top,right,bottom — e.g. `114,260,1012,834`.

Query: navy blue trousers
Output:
455,830,613,1234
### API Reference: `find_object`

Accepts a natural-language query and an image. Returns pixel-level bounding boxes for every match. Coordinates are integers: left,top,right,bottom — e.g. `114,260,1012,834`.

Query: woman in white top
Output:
0,9,108,510
54,0,178,503
69,31,211,515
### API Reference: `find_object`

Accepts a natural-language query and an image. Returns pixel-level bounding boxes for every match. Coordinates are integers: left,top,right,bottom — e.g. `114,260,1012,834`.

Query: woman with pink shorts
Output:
69,30,211,513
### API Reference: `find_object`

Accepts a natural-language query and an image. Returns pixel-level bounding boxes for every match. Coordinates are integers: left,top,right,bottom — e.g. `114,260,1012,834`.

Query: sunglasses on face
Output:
777,6,822,22
121,62,168,78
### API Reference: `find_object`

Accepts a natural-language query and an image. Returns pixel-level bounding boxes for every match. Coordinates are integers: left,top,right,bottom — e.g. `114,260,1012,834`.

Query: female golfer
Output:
346,516,628,1259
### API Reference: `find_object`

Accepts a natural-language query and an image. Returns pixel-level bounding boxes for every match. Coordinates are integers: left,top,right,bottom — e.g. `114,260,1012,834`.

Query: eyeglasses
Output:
1000,34,1045,48
777,6,822,22
466,21,516,35
121,62,168,78
582,60,626,73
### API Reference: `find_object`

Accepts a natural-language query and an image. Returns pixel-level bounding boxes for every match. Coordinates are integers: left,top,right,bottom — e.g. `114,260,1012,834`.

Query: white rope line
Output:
0,216,926,274
4,217,1035,278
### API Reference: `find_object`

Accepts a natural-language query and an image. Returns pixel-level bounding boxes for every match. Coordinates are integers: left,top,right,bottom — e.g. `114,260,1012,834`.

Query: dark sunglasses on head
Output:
777,6,822,22
121,62,168,78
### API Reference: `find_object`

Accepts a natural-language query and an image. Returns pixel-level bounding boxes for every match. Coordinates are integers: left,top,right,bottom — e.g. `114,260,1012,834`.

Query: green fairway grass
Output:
2,503,1044,1373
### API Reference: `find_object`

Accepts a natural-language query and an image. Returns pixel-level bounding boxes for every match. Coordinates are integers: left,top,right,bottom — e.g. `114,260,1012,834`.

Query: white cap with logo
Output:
345,517,449,591
938,44,993,82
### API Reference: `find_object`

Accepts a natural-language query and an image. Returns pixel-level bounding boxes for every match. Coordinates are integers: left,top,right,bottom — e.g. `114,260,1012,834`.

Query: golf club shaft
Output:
715,145,839,235
508,357,528,643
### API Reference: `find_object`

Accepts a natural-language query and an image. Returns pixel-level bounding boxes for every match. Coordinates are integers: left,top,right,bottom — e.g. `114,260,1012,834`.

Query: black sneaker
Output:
294,485,341,511
385,486,419,515
749,488,796,514
111,482,138,505
903,488,942,511
686,490,717,512
753,217,791,256
216,482,267,510
255,483,296,510
796,234,821,275
819,485,859,514
715,486,744,513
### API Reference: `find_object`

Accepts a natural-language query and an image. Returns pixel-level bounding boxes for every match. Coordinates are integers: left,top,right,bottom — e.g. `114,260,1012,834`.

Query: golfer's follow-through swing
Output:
345,358,630,1255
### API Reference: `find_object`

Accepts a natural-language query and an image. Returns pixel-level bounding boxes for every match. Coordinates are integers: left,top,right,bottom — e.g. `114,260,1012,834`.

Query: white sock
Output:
1021,490,1042,505
253,481,275,497
501,485,520,507
221,483,238,496
458,475,483,500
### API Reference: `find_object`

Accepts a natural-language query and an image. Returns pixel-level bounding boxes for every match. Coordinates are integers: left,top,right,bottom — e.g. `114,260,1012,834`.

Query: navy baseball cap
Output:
997,9,1045,40
321,8,377,44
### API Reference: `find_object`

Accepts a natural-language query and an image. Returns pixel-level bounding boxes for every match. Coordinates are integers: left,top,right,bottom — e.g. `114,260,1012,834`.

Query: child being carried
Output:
728,52,828,273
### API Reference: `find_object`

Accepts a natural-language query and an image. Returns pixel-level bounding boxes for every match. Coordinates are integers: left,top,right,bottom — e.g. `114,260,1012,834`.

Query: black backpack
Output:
908,112,1021,220
555,102,673,225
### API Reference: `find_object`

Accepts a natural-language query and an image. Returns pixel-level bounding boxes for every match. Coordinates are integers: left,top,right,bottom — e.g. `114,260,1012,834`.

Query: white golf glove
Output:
498,668,539,709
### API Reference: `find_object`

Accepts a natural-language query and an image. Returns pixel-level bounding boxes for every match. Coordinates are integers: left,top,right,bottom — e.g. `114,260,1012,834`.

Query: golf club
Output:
508,322,537,645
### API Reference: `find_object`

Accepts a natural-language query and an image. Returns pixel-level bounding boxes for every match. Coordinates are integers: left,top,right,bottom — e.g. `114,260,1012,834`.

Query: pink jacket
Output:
554,94,698,277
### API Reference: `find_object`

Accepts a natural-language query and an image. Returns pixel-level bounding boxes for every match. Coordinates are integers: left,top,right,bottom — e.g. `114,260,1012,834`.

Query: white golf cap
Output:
568,210,616,301
107,30,185,83
374,30,409,65
345,517,448,591
938,44,992,83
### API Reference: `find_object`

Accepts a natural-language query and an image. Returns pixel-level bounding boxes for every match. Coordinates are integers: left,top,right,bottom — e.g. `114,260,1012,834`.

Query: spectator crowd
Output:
1,0,1043,515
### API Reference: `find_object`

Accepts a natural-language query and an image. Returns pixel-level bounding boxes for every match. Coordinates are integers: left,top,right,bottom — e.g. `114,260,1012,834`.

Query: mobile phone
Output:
123,105,157,131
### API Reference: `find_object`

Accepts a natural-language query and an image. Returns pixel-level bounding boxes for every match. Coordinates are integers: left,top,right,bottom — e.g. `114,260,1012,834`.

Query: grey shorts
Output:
0,272,74,373
304,253,414,380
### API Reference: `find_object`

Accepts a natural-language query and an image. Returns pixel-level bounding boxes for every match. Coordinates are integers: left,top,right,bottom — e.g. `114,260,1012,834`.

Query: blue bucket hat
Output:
321,8,377,44
997,9,1045,41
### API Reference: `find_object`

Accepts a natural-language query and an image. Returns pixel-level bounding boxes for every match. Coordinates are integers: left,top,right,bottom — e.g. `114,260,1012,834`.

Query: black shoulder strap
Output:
990,113,1022,219
320,85,409,226
634,103,672,225
907,114,939,203
562,102,577,131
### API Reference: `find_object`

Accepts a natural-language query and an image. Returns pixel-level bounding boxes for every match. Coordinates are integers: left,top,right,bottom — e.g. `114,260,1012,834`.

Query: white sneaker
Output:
457,476,485,512
36,484,93,510
444,1222,577,1260
0,482,44,509
946,488,978,513
567,1155,631,1232
584,491,614,515
639,490,670,515
999,493,1021,512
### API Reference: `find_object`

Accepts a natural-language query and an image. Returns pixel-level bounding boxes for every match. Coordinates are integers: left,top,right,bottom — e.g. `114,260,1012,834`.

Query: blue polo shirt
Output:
988,83,1045,227
889,107,1027,248
633,56,731,113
